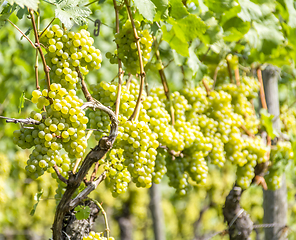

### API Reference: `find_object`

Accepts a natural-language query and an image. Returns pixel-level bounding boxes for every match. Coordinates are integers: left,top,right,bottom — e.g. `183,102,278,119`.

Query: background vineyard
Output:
1,0,296,240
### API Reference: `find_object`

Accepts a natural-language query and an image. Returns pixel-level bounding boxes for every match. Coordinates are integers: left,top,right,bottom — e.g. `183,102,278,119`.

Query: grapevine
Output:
2,1,296,240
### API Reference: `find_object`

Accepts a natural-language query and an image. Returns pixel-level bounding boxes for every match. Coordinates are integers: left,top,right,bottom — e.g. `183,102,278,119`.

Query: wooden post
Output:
149,183,165,240
262,65,287,240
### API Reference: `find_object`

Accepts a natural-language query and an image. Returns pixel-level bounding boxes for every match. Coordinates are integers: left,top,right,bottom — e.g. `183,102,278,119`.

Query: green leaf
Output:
18,91,25,114
222,17,250,42
133,0,156,22
172,49,184,66
6,0,39,11
162,24,189,56
220,4,241,25
0,3,17,29
260,108,278,139
187,41,207,77
284,0,296,28
151,0,168,20
51,0,91,29
16,6,28,19
168,14,207,43
75,205,91,220
237,0,263,22
169,0,188,19
203,0,235,13
30,189,43,216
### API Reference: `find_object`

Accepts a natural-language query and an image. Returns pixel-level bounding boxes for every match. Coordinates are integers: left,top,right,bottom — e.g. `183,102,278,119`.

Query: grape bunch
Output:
106,20,153,74
152,148,168,184
41,25,102,90
265,141,293,190
83,231,115,240
13,83,88,179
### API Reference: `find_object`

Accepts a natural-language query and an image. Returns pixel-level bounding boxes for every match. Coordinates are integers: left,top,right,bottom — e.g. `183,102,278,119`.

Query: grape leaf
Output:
133,0,156,22
75,205,91,220
237,0,263,22
30,189,43,216
0,3,17,29
187,41,207,77
223,17,250,42
49,0,91,29
6,0,39,11
162,24,189,57
168,14,207,43
151,0,168,20
284,0,296,28
16,6,29,19
260,108,278,139
169,0,188,19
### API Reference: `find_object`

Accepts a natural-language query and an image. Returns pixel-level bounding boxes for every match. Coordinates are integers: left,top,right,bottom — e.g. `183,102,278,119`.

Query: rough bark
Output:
62,200,101,240
262,65,287,240
223,186,253,240
149,183,165,240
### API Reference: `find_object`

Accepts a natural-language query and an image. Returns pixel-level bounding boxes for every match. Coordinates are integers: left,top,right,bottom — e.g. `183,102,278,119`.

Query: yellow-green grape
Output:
146,88,185,152
15,84,87,179
181,86,208,114
105,148,131,197
208,135,225,167
265,170,282,190
236,163,255,189
152,149,168,184
116,120,158,189
107,20,153,74
166,156,189,196
185,151,208,185
41,25,102,90
265,140,294,190
83,231,115,240
236,137,268,189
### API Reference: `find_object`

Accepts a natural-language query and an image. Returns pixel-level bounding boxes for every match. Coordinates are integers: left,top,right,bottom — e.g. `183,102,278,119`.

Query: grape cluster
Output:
91,75,266,195
13,83,88,179
106,20,153,74
152,148,168,184
83,231,115,240
41,25,102,90
90,79,160,195
265,141,293,190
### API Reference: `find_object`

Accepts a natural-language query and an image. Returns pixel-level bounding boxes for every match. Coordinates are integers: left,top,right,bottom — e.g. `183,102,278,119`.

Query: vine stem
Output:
257,67,267,110
257,66,271,155
35,11,40,90
113,0,123,118
202,78,211,96
124,0,146,121
39,17,55,38
240,125,254,138
126,73,133,90
92,199,110,238
212,65,219,90
76,67,93,102
72,130,93,174
154,36,175,125
234,68,240,86
29,9,51,92
226,57,233,83
6,19,36,48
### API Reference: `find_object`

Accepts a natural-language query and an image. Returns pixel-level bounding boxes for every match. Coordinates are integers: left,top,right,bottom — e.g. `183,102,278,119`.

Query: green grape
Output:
109,20,153,74
41,26,102,91
83,231,115,240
